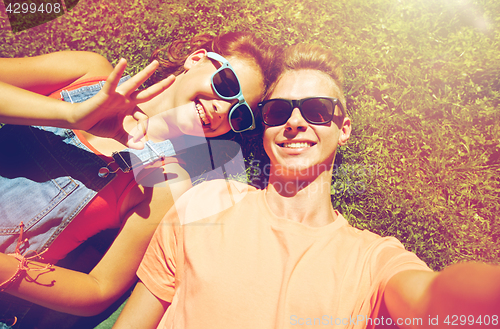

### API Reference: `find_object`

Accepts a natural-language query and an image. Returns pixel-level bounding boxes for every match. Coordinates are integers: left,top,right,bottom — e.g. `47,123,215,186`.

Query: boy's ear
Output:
183,49,208,70
338,117,351,146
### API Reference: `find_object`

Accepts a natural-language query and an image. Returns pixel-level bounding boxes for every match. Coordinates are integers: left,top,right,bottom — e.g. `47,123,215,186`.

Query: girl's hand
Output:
127,102,207,150
71,59,175,148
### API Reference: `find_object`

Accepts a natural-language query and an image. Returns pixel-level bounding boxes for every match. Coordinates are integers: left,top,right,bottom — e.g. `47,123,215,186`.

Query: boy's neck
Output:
265,170,338,227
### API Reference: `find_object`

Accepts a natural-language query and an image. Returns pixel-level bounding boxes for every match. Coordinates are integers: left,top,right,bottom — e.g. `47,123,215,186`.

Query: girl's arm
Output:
0,51,113,94
0,51,112,128
0,79,75,127
0,51,174,148
0,163,192,316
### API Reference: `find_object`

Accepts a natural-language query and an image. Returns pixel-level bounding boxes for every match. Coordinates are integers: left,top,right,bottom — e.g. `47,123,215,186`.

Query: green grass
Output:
2,0,499,268
94,299,127,329
1,0,499,325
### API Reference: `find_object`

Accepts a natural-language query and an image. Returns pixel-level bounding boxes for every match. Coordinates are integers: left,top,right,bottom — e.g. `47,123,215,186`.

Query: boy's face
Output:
263,69,351,180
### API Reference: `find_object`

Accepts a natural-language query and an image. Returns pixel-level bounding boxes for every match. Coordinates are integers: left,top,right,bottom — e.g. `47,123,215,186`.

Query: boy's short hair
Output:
266,43,345,111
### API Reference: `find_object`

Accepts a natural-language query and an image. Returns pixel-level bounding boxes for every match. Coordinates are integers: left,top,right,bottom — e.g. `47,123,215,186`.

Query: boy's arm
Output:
384,263,500,328
113,281,170,329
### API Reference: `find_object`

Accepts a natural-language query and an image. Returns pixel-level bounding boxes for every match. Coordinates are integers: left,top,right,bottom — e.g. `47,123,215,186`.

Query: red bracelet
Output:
0,222,52,292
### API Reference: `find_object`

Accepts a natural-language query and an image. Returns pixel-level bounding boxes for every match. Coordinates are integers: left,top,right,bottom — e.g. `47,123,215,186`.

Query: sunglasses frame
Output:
206,52,256,133
258,96,346,126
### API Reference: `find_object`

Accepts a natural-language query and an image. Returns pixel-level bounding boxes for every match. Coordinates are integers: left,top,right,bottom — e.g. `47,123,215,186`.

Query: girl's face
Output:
172,51,264,137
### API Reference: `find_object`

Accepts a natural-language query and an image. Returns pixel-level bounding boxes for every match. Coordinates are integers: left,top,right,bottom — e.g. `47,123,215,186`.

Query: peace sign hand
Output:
71,58,175,149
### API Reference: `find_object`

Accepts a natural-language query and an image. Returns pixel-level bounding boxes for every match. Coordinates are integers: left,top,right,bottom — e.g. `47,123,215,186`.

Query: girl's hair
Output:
150,32,275,94
266,43,345,110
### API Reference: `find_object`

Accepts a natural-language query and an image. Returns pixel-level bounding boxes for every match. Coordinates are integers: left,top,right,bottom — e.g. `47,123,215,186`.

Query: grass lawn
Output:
1,0,499,327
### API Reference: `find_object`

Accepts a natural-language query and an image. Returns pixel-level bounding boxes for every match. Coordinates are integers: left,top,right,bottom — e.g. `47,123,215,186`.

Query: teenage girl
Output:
0,32,274,322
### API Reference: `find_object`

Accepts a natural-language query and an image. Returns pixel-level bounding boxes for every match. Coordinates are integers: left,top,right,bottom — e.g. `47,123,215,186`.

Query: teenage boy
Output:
115,44,500,329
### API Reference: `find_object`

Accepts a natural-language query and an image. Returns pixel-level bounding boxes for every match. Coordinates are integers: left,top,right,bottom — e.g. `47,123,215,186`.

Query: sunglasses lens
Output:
302,98,334,124
262,100,292,126
230,104,253,132
213,68,240,98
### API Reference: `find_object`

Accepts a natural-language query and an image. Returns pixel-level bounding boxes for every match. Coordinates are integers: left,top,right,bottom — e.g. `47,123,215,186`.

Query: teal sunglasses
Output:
206,52,256,133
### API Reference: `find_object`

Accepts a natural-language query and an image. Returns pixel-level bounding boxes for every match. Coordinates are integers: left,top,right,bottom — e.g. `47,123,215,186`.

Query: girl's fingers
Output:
126,113,149,149
131,75,175,103
132,109,149,122
132,110,149,142
102,58,128,94
126,139,145,150
118,60,160,97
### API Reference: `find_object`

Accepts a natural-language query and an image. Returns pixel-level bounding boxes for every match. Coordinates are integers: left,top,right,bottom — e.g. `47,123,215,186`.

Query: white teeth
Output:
195,102,209,126
282,142,312,148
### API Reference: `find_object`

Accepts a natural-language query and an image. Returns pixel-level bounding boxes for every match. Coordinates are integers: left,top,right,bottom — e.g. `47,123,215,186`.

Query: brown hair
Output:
267,43,346,110
150,32,275,95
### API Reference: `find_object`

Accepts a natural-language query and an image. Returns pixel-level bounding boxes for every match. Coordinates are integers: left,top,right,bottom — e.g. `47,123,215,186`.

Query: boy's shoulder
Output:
174,179,257,225
339,221,407,252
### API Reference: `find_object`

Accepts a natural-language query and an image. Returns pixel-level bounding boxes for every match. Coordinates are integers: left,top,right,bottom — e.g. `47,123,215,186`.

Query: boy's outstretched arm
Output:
384,262,500,328
113,281,170,329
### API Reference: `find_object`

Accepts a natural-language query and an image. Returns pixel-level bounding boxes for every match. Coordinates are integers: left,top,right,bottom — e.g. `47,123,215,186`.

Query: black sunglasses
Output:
258,97,345,126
